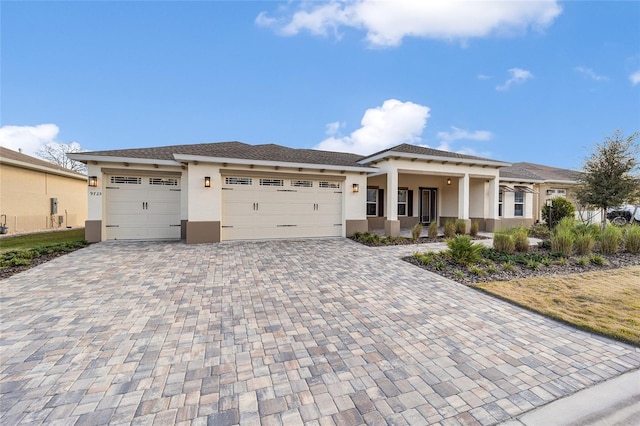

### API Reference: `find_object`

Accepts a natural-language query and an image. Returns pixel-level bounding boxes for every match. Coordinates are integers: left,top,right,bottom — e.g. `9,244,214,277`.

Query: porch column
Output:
458,173,470,233
385,169,400,237
486,177,499,232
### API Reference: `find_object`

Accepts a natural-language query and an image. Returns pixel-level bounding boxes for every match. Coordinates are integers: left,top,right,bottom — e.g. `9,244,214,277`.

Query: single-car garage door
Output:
221,174,343,240
105,175,181,240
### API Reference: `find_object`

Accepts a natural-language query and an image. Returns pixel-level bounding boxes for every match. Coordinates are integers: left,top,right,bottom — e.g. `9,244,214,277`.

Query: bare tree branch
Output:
36,142,87,174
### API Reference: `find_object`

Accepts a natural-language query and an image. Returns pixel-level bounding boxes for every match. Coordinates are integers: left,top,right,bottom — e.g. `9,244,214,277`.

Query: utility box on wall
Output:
50,198,58,215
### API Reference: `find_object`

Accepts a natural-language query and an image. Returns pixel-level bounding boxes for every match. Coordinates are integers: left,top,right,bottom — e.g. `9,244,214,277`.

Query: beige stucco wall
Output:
0,163,87,235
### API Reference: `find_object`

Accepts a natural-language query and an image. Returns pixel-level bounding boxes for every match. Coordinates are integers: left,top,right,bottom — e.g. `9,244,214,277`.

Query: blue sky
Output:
1,0,639,170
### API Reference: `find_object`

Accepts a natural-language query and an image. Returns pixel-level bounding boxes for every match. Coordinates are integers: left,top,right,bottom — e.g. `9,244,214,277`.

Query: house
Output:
0,146,88,234
498,162,598,224
69,141,555,244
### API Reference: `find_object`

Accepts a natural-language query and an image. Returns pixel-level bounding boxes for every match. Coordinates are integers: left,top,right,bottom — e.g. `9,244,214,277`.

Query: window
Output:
110,176,141,184
225,177,252,185
291,180,313,188
367,188,378,216
149,178,178,186
514,190,524,217
259,178,284,186
498,191,503,217
398,189,408,216
319,181,340,189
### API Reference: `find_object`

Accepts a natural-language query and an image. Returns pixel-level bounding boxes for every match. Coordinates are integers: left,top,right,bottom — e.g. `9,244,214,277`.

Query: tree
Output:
36,141,87,174
541,197,575,229
574,130,640,230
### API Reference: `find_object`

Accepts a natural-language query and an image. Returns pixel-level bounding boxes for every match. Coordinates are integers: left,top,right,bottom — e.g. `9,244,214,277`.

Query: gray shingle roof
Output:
80,141,367,168
358,143,503,163
500,162,580,182
0,146,87,177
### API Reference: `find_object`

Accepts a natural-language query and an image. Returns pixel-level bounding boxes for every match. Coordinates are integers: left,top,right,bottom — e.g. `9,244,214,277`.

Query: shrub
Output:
513,229,529,253
433,261,446,271
455,219,467,235
444,220,456,238
589,254,606,266
551,229,574,257
502,261,515,271
542,197,576,228
574,234,595,255
555,217,576,235
470,220,479,237
468,265,485,276
600,225,622,255
446,235,483,266
493,232,515,253
527,260,540,270
574,223,601,239
411,223,423,241
529,224,551,239
428,221,438,239
577,257,588,266
624,225,640,254
454,270,464,279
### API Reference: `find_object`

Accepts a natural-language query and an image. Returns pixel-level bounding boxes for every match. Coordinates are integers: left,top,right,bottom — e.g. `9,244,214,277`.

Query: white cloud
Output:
257,0,562,47
477,74,493,80
496,68,534,91
314,99,430,155
0,123,62,156
437,126,493,143
630,70,640,86
574,66,609,81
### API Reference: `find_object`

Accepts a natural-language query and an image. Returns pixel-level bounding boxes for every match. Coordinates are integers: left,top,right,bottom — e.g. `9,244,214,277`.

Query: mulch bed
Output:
405,247,640,285
0,252,70,280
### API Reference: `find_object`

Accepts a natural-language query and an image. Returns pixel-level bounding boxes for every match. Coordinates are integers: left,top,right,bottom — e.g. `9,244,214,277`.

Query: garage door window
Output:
291,180,313,188
111,176,141,184
259,178,284,186
225,177,252,185
319,181,340,189
149,177,178,186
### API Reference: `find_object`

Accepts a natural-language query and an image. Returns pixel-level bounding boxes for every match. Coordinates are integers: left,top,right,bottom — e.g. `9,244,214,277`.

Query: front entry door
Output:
420,188,438,224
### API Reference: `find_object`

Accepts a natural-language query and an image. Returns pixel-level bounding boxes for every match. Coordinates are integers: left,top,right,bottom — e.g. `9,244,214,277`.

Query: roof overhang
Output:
358,151,511,168
172,154,378,173
67,153,180,166
1,157,87,180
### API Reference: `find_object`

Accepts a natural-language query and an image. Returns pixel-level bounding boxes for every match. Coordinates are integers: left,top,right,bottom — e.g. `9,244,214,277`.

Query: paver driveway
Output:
1,239,638,425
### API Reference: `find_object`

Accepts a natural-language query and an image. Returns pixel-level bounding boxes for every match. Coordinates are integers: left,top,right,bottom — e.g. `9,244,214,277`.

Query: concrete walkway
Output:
1,239,638,425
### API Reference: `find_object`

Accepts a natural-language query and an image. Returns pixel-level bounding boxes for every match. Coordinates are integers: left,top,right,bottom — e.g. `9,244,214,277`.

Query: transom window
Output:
398,189,408,216
367,188,378,216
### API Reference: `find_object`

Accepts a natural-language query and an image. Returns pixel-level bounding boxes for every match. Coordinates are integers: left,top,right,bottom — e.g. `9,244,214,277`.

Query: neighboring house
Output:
69,141,528,243
498,162,600,224
0,147,88,234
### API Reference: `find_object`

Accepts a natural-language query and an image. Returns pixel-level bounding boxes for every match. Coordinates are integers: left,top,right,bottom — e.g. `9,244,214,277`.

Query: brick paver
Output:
1,239,638,425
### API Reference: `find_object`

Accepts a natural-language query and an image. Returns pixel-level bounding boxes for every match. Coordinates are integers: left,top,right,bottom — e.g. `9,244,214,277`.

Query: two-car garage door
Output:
105,175,181,240
221,174,343,240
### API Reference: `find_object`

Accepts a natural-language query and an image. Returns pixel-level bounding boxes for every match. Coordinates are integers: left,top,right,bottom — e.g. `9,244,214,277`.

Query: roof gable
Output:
358,143,510,166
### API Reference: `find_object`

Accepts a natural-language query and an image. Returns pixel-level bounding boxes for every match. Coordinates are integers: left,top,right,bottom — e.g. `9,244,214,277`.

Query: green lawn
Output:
0,229,86,253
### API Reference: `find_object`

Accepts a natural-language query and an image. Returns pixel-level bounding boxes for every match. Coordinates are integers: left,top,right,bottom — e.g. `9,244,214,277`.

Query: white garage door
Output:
221,175,343,240
105,175,181,240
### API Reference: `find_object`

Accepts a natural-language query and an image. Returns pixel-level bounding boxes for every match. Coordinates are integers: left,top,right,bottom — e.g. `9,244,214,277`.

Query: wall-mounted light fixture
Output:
352,183,360,193
88,176,98,187
446,178,452,185
204,176,211,188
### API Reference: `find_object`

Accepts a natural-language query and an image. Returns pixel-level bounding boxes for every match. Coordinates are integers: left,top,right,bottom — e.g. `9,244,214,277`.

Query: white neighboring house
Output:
70,141,564,243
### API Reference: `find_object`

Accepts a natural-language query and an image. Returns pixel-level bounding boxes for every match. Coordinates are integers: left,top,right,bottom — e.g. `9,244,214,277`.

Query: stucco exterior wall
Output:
0,163,87,235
